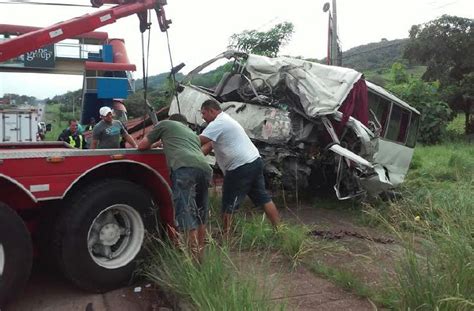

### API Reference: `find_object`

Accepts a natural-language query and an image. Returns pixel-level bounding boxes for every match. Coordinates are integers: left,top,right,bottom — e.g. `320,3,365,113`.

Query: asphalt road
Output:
37,103,45,122
5,263,171,311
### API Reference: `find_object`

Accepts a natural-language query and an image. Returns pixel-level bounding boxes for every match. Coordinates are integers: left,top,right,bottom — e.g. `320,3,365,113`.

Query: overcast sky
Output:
0,0,473,99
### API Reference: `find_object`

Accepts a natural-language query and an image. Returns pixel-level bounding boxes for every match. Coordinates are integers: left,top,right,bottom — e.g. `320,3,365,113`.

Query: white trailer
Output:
0,108,39,143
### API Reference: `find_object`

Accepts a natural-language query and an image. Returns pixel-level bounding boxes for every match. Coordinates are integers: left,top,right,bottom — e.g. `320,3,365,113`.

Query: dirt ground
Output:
233,250,377,311
231,204,399,310
6,204,398,311
280,205,402,289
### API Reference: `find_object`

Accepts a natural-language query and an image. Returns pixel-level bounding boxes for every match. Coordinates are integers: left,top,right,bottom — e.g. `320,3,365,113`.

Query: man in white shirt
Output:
199,99,280,233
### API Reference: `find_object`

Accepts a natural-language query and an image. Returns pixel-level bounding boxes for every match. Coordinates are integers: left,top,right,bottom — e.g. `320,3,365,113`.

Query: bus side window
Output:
368,92,390,136
386,104,411,144
406,113,419,147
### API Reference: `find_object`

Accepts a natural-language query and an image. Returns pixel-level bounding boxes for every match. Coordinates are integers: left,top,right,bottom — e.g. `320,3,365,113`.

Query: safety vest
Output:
67,134,84,149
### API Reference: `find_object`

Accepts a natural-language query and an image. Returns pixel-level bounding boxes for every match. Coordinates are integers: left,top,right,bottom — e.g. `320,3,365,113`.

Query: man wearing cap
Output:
90,106,137,149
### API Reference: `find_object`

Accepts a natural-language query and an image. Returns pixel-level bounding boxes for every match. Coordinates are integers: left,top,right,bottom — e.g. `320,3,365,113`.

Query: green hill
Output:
139,39,413,90
342,38,409,72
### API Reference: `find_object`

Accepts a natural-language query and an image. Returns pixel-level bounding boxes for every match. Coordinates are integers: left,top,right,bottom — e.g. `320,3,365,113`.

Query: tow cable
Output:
138,2,180,131
163,19,182,115
139,9,159,135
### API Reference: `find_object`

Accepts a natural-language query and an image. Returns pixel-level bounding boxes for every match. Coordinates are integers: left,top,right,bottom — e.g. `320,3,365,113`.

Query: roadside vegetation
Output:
365,138,473,310
143,237,283,311
142,118,473,310
141,184,313,310
140,14,472,306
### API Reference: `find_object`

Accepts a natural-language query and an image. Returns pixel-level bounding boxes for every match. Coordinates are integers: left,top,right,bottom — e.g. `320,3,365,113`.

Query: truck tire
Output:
54,179,158,292
0,202,33,307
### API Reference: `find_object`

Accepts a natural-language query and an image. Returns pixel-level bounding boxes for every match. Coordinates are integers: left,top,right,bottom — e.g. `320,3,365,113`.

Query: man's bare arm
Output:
137,137,152,150
124,133,138,148
201,141,213,155
90,139,98,149
151,140,163,148
199,135,211,146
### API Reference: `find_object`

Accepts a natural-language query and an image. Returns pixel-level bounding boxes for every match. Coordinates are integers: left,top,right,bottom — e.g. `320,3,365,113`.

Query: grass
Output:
308,260,371,296
141,191,288,310
233,213,313,266
141,193,310,309
142,237,284,310
362,141,474,310
303,139,473,309
142,134,473,310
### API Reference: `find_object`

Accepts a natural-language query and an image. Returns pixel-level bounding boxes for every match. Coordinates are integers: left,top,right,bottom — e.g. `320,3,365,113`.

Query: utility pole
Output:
331,0,341,66
323,0,342,66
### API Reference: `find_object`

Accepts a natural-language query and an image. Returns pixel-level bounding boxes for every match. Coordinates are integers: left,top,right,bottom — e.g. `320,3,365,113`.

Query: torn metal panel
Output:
219,102,291,144
168,85,212,125
245,54,362,116
332,112,377,160
373,139,414,186
328,144,373,168
359,164,393,196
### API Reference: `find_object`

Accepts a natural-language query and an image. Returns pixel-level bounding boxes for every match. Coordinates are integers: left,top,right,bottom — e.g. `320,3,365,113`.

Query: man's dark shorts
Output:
222,157,271,214
171,167,211,231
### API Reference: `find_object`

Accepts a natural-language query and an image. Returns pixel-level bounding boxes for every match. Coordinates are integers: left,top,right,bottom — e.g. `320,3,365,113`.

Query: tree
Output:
228,22,294,57
125,76,176,118
390,62,409,84
403,15,474,134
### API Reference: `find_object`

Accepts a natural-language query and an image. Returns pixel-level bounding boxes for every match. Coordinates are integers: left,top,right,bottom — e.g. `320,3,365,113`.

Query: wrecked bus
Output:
169,51,420,200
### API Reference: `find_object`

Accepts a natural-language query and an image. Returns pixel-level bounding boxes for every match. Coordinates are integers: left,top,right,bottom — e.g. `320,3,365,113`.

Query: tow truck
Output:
0,0,175,306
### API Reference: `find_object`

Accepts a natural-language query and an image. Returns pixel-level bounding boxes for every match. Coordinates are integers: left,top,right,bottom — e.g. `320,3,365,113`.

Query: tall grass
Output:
142,237,283,310
141,195,308,309
365,142,473,310
233,213,313,266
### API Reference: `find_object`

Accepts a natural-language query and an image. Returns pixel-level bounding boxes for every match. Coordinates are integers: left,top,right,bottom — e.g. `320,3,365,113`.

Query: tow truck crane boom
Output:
0,0,170,63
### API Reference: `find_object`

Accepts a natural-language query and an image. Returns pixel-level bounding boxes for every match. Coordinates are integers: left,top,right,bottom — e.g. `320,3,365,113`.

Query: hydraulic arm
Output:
0,0,170,63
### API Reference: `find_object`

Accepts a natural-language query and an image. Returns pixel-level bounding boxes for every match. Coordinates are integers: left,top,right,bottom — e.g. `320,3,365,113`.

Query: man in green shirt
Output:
137,114,212,260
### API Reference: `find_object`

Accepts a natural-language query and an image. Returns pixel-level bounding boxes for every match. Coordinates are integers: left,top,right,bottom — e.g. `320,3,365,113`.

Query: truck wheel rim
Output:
87,204,145,269
0,243,4,276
